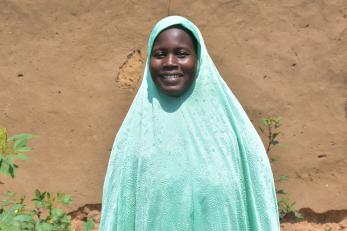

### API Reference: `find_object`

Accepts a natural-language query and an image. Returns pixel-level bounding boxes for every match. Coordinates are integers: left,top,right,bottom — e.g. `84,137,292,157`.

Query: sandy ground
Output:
0,0,346,229
68,205,347,230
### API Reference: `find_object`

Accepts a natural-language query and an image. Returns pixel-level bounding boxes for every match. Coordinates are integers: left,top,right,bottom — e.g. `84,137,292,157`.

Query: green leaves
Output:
82,218,96,231
259,117,303,221
276,189,287,195
0,190,73,231
0,195,30,231
259,117,281,154
0,128,85,230
277,199,303,220
36,222,53,231
15,154,28,160
9,134,33,149
57,193,73,206
14,214,33,222
0,128,8,154
0,128,33,179
278,175,289,183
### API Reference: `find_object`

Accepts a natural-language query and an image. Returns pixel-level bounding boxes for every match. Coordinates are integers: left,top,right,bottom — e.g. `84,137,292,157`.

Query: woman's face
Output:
150,27,197,97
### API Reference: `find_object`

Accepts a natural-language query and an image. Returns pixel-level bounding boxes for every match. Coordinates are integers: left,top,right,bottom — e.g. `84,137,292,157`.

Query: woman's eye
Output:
153,52,165,58
177,52,188,58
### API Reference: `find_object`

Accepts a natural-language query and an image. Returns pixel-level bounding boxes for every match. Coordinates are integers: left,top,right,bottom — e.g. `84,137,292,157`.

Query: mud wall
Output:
0,0,346,212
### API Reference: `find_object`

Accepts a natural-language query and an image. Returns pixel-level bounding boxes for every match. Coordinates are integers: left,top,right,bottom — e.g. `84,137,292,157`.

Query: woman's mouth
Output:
160,74,183,79
159,74,183,86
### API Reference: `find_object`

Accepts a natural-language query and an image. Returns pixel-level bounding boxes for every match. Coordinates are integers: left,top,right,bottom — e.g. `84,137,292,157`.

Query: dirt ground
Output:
0,0,346,230
68,204,347,230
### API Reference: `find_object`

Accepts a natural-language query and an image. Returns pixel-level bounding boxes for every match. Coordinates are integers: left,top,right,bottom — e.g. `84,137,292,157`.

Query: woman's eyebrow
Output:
175,46,193,51
151,47,166,53
153,45,192,50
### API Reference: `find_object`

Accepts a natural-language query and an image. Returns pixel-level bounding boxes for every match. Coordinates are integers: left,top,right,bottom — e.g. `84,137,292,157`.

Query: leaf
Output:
33,200,44,209
34,189,42,199
15,154,28,160
8,164,15,178
0,128,8,154
272,132,280,139
261,118,270,126
2,199,12,207
60,215,71,224
83,218,95,231
15,147,32,153
0,204,23,223
274,117,281,128
9,134,33,142
271,140,279,145
51,208,63,221
270,156,279,162
14,214,33,222
6,191,16,197
276,189,288,195
0,165,12,177
42,201,51,209
36,222,53,231
10,134,33,150
62,195,72,205
294,211,304,219
14,139,28,149
278,175,289,182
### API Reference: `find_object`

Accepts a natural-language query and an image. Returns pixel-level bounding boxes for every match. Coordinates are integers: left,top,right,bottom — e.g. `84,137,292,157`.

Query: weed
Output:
259,117,303,220
0,190,72,230
0,128,95,231
0,128,33,180
83,218,96,231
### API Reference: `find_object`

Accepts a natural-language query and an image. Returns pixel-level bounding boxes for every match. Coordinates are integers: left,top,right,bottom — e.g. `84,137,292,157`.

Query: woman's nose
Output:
165,54,177,66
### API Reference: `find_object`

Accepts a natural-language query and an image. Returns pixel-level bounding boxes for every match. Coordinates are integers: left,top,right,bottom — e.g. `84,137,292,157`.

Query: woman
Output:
100,16,280,230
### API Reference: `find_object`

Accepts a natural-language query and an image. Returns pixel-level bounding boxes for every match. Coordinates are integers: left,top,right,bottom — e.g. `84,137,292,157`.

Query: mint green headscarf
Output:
99,16,280,231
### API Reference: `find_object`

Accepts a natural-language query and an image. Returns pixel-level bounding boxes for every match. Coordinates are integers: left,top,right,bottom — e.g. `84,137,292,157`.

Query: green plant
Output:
0,127,33,180
0,190,72,230
0,191,29,231
0,128,95,231
259,117,303,220
0,190,96,231
82,218,96,231
277,198,302,220
259,117,281,158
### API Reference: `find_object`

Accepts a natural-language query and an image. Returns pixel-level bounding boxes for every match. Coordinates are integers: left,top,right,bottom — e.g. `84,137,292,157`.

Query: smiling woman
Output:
99,16,280,231
150,26,197,96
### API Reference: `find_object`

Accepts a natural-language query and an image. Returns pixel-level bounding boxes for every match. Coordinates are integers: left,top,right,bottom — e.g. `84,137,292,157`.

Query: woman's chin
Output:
161,89,183,97
157,84,185,96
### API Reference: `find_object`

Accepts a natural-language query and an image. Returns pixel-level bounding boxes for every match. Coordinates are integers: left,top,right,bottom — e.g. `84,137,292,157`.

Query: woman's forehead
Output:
152,27,196,50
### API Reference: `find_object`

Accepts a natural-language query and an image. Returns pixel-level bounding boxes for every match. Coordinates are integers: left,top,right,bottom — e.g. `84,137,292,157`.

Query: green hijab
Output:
100,16,280,231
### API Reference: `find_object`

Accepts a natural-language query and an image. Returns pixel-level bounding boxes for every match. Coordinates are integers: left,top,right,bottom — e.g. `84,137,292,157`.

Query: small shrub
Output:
259,117,303,220
0,127,33,179
0,190,95,231
82,218,96,231
0,128,95,230
0,190,72,230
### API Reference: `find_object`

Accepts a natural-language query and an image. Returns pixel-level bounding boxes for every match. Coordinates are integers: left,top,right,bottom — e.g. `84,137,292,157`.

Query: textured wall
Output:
0,0,346,212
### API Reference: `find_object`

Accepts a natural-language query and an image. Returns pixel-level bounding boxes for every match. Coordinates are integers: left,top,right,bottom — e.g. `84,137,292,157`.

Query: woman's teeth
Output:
161,74,181,79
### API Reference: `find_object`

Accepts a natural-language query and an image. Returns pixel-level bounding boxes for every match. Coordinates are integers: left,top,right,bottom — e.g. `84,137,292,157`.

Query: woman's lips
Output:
159,74,183,85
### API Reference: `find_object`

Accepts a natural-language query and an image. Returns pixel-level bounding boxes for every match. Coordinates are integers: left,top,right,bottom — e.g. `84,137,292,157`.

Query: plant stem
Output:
266,124,272,153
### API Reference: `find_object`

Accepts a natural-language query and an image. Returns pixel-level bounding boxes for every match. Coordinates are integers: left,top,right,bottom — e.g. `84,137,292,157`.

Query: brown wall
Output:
0,0,346,212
